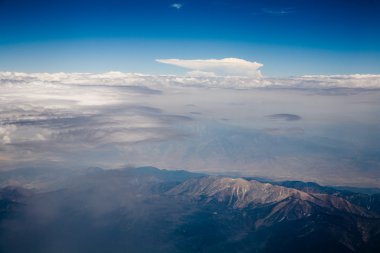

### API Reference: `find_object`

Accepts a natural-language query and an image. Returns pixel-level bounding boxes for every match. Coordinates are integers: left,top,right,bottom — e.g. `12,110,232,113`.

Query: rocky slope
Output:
0,167,379,253
168,176,372,216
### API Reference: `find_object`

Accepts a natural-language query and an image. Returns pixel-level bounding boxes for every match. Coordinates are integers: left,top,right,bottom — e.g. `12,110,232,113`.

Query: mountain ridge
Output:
1,167,380,253
167,176,376,223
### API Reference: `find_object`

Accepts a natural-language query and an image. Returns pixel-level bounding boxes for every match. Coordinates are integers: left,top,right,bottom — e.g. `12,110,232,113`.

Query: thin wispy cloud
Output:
171,3,183,10
261,7,295,16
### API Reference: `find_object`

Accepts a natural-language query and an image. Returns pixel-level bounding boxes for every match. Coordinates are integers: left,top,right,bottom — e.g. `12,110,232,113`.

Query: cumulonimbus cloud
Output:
156,58,264,78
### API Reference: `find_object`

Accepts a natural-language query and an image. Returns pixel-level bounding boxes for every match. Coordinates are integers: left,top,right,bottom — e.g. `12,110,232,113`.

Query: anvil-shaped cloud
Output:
156,58,263,78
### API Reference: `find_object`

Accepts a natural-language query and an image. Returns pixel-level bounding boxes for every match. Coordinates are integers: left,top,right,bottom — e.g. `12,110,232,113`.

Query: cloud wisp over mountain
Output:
267,114,302,121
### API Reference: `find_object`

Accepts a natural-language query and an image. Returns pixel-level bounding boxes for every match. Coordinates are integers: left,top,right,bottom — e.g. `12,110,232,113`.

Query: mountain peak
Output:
168,176,371,219
168,176,314,208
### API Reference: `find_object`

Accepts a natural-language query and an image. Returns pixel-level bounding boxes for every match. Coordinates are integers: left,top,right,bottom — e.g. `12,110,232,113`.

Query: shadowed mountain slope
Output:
0,167,379,253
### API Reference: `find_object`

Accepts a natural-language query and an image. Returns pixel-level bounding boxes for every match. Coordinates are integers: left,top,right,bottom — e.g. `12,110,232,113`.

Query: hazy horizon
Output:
1,70,380,187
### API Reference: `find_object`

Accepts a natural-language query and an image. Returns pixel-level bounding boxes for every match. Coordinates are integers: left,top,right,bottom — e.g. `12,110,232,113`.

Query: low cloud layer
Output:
1,71,380,90
1,71,380,186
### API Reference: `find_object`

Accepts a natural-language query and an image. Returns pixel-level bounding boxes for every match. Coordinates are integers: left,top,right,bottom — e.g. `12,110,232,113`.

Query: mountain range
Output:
1,167,379,253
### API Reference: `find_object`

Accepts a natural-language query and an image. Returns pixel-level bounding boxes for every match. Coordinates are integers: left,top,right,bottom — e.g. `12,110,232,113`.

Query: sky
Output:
1,0,380,187
1,0,380,76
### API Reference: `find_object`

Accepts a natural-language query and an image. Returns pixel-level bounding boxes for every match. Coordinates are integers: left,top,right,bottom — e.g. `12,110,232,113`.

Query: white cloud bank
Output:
156,58,264,78
1,70,380,186
1,71,380,90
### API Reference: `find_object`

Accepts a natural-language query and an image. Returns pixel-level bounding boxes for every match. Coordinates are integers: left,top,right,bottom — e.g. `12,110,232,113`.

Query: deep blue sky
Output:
1,0,379,76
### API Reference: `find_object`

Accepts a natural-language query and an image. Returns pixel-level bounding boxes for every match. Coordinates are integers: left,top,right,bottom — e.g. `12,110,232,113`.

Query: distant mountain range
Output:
1,167,379,253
